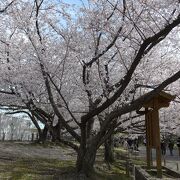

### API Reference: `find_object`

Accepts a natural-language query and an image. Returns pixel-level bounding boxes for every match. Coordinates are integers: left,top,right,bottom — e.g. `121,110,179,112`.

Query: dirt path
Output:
0,141,76,161
0,141,79,179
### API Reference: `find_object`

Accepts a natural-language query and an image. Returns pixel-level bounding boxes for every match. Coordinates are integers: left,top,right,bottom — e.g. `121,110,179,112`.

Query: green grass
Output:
0,144,147,179
0,156,131,180
93,161,130,180
0,158,76,180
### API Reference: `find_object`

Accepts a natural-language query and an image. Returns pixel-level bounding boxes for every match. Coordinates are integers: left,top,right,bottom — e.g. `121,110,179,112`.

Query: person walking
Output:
127,139,133,152
168,141,174,156
133,138,139,151
123,139,128,150
161,141,166,156
177,137,180,156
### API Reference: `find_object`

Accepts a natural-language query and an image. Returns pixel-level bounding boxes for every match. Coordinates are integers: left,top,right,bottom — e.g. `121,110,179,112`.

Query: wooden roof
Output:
143,91,175,109
158,91,176,101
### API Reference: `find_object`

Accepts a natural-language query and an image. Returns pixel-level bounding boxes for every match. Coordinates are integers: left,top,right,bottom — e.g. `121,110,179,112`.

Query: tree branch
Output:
0,0,15,13
81,13,180,123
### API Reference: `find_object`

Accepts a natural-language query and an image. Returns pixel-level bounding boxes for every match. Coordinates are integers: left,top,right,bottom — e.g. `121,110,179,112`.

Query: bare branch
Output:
0,0,16,13
47,73,80,126
34,0,44,42
86,26,122,67
0,90,15,95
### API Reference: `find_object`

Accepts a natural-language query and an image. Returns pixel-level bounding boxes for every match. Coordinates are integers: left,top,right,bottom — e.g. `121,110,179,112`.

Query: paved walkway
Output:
136,146,180,172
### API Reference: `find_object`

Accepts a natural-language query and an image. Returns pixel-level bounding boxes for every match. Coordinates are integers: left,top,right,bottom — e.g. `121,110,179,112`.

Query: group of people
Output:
118,136,180,156
123,138,139,152
161,137,180,156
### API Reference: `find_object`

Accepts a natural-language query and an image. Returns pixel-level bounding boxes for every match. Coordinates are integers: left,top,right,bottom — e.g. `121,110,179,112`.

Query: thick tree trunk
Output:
76,145,97,176
51,122,61,142
104,135,114,163
39,126,48,143
30,112,44,143
76,123,97,176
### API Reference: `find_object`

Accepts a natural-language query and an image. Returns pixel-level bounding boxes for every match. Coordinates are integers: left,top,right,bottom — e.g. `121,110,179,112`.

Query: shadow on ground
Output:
0,142,130,180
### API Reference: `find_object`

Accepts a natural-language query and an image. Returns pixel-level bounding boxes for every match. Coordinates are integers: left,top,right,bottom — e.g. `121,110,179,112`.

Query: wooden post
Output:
145,109,154,169
145,99,162,177
153,100,162,178
163,156,166,166
177,163,179,171
156,146,162,178
150,149,153,166
145,112,151,169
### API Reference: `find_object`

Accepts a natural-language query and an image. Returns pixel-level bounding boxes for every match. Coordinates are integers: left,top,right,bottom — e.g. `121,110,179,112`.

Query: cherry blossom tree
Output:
0,0,180,176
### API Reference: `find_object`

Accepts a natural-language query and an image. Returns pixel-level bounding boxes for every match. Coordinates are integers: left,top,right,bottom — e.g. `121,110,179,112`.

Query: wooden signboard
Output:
142,91,175,178
146,110,160,148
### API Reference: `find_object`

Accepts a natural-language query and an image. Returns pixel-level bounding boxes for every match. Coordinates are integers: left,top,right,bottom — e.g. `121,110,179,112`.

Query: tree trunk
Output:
86,118,94,139
76,145,97,176
104,135,114,163
31,133,34,142
39,126,48,143
2,132,5,141
51,122,61,142
76,122,97,176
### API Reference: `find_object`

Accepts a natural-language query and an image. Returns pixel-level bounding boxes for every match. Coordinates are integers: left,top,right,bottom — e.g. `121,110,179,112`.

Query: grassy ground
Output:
0,142,132,180
0,157,130,180
1,142,179,179
0,157,75,179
